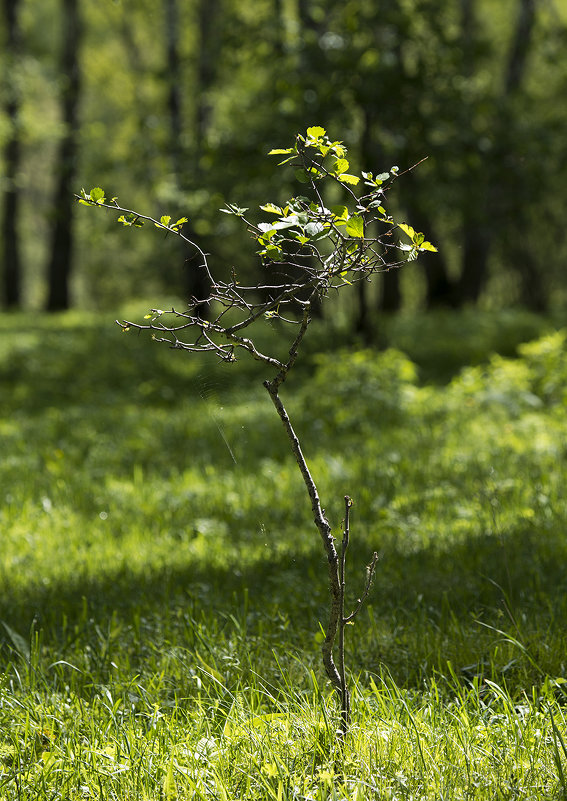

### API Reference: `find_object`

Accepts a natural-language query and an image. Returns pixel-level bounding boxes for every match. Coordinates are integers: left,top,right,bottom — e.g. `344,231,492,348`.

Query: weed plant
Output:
1,308,567,798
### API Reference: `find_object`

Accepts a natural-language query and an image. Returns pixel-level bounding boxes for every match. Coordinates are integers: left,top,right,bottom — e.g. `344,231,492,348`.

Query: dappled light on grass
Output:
2,310,567,796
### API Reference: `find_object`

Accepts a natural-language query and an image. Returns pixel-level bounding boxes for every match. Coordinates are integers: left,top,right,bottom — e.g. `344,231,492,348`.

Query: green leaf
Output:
334,158,350,175
174,217,188,227
294,169,310,184
90,187,105,204
219,204,248,216
330,205,349,221
117,213,144,228
419,241,438,252
268,147,295,155
260,203,283,215
398,222,417,240
306,126,326,139
345,215,364,238
337,174,360,186
304,222,325,238
258,222,276,233
260,244,282,260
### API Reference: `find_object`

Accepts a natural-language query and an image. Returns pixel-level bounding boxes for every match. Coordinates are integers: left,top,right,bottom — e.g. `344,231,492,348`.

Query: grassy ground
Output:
1,306,567,798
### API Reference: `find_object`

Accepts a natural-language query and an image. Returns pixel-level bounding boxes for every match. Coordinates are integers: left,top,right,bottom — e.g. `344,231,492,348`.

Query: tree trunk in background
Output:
501,0,545,310
359,110,403,318
170,0,223,315
46,0,82,311
456,0,491,304
1,0,23,309
273,0,284,56
504,0,536,96
380,269,402,313
398,169,454,309
458,224,491,304
195,0,220,157
165,0,182,169
458,0,540,307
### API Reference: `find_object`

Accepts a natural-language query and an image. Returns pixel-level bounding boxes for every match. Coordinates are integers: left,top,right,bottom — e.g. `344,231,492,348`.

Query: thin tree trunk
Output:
166,0,182,172
458,0,540,306
380,269,402,313
458,223,490,304
273,0,284,56
1,0,23,308
359,109,405,316
504,0,536,95
501,0,545,308
399,170,454,308
456,0,490,304
46,0,82,311
195,0,220,157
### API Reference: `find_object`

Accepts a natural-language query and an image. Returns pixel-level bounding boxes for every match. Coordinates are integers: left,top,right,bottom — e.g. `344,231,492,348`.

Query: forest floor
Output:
1,306,567,799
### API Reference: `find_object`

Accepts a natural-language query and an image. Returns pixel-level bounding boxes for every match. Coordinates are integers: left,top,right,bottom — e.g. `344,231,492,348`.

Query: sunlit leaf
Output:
337,173,360,186
330,205,349,221
419,241,438,252
219,204,248,216
90,187,105,204
306,126,326,139
398,222,417,240
260,203,283,215
346,215,364,238
305,222,325,237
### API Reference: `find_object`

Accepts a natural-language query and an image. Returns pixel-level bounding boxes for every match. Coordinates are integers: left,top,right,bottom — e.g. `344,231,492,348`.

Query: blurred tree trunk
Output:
501,0,546,310
165,0,222,316
273,0,284,56
380,269,402,313
456,0,490,304
399,169,454,309
195,0,220,157
1,0,23,309
359,110,403,321
458,0,540,307
46,0,82,311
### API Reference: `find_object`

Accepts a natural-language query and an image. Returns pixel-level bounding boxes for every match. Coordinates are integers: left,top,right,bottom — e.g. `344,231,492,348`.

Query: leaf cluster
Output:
77,128,435,369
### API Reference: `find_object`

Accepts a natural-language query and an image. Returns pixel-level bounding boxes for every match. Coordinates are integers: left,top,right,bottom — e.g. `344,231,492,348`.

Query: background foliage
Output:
1,0,566,317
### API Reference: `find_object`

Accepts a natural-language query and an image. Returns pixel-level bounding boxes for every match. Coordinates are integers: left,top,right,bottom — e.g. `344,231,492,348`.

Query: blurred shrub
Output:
518,330,567,406
302,348,418,433
438,329,567,418
382,309,549,382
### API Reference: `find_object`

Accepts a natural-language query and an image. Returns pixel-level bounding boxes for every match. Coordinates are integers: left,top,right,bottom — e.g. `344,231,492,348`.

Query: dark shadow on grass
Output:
1,517,565,695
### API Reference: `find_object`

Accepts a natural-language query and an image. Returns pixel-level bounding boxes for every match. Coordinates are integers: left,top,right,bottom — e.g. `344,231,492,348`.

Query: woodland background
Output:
1,0,566,326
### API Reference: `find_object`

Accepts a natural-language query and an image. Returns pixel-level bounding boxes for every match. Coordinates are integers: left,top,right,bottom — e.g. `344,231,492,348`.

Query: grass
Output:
1,305,567,798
